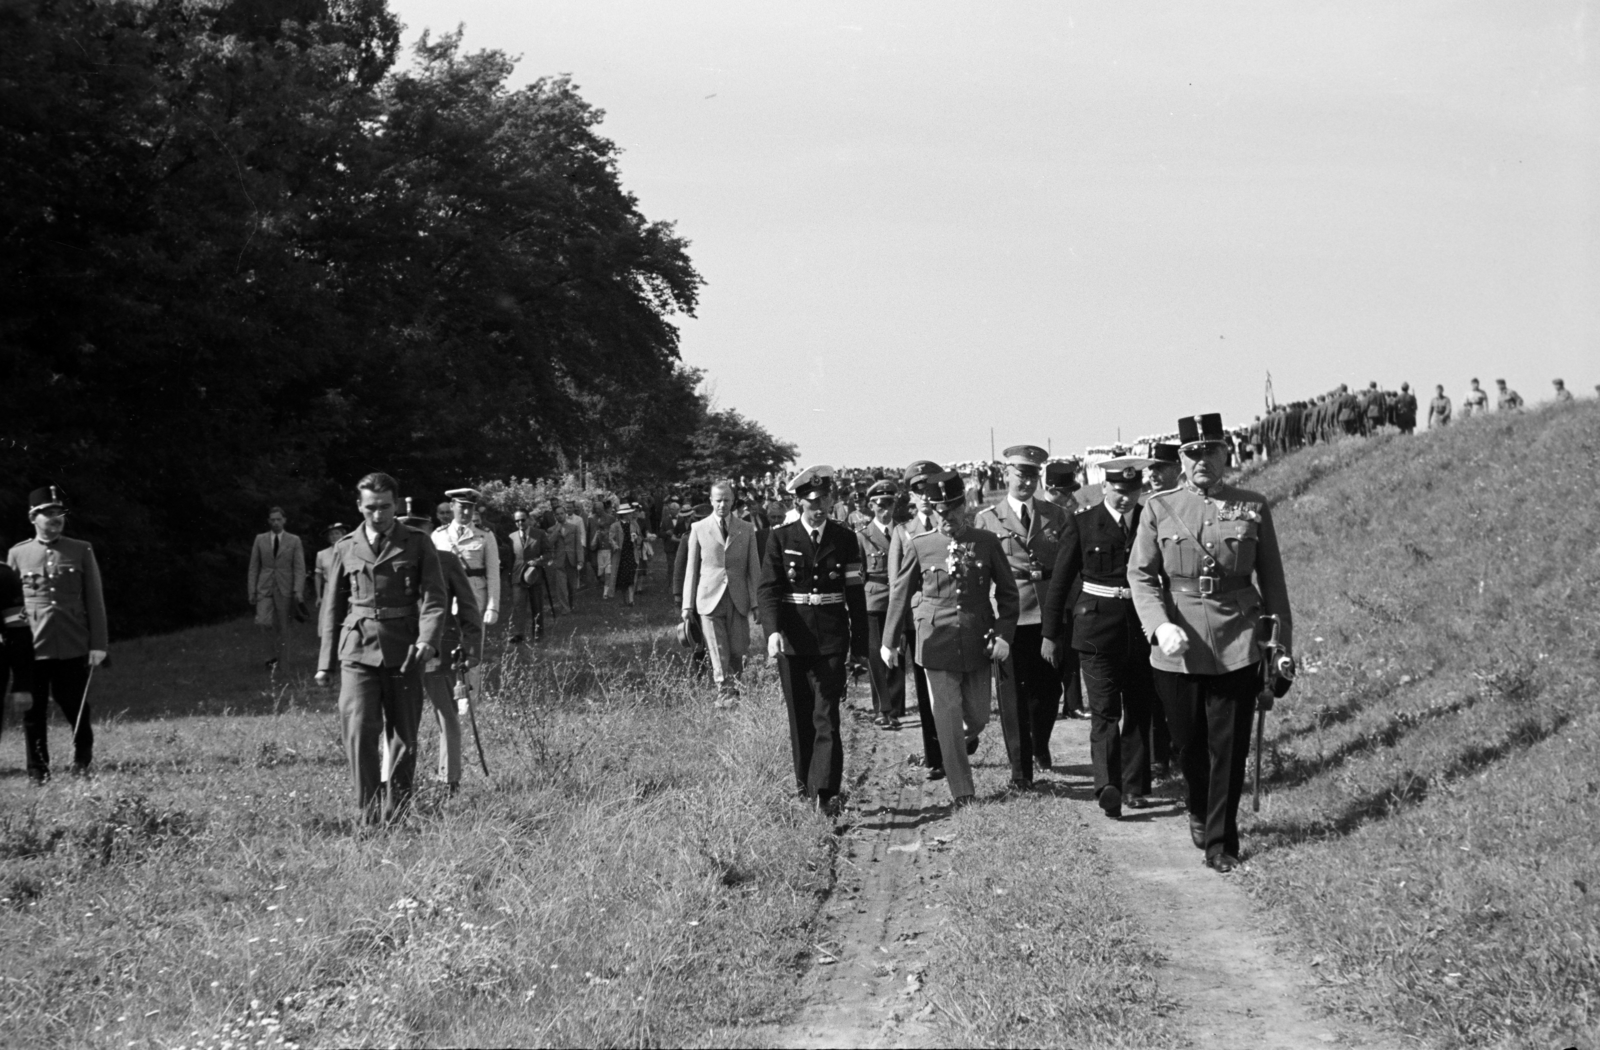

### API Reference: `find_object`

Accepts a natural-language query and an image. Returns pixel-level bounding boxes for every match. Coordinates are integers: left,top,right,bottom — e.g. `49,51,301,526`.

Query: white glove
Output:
768,632,790,658
1155,623,1190,657
482,608,499,626
989,637,1011,663
880,645,899,669
88,649,108,667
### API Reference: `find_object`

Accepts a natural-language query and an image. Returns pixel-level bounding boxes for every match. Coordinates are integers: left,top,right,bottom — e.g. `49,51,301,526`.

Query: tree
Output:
678,407,799,490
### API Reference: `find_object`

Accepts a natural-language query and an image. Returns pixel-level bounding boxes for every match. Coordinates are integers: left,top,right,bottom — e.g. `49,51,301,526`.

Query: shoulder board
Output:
974,504,999,518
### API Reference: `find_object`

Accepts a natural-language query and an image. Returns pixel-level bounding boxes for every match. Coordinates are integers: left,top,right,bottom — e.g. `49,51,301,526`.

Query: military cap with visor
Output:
1098,456,1154,489
1150,442,1181,465
445,487,482,505
1001,444,1049,474
902,459,943,492
1043,461,1080,490
921,470,966,508
789,464,836,501
866,479,899,501
1176,412,1227,451
28,485,66,515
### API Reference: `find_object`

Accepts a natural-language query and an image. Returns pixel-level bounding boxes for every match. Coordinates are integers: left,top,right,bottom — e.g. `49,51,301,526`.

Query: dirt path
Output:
767,691,1399,1049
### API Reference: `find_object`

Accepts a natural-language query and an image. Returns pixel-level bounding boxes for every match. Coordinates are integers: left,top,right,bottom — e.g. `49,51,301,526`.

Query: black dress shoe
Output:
1126,794,1151,810
927,766,946,782
1098,785,1122,819
1205,853,1241,874
1189,816,1206,849
1065,708,1090,720
966,736,980,756
1008,778,1032,793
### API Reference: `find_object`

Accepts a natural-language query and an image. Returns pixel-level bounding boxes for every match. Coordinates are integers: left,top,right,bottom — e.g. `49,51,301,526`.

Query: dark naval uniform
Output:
857,505,904,724
9,517,108,779
1129,414,1293,869
757,469,867,806
318,519,448,821
1042,469,1158,814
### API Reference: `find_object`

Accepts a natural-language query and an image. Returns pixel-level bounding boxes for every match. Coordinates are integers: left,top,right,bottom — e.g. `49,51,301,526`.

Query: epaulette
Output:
974,504,1000,519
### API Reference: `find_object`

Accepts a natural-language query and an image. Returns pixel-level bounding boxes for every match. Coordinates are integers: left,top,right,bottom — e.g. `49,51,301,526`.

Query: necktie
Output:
1019,504,1031,532
1122,515,1132,543
810,529,820,547
372,529,386,557
718,517,728,541
272,534,279,558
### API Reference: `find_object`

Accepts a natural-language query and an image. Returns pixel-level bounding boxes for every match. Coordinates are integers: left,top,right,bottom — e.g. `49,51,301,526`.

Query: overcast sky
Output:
388,0,1595,466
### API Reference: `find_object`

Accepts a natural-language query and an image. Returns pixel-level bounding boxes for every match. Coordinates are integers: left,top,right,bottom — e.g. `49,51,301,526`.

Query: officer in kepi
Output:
8,486,109,782
1128,414,1294,873
435,488,500,641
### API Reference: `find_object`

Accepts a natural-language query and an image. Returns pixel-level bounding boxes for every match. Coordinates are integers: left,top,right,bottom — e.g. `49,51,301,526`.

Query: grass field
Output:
1237,399,1600,1049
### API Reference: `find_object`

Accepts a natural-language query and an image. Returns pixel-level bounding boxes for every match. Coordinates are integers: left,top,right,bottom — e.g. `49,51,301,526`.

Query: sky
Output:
387,0,1596,466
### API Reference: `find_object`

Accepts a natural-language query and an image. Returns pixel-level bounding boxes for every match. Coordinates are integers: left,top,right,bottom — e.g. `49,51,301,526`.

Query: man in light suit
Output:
682,479,762,705
248,506,305,671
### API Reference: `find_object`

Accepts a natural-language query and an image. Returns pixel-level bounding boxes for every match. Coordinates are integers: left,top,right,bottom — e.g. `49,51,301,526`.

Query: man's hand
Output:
482,608,499,626
314,671,330,688
768,631,790,658
8,691,32,712
989,637,1011,663
413,642,434,664
1155,622,1190,657
880,645,899,669
88,649,107,668
1040,637,1060,668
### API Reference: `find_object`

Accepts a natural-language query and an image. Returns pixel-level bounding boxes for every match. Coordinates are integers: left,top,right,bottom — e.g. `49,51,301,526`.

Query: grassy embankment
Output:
1237,399,1600,1049
0,591,833,1048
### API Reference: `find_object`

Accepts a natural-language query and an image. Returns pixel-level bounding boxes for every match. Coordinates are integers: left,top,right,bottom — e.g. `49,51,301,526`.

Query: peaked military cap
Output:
789,465,836,501
1044,461,1079,489
1150,443,1181,465
1177,413,1226,450
28,485,66,515
445,487,482,505
325,521,346,533
902,459,943,491
866,479,899,501
1002,445,1049,473
1101,465,1145,489
922,470,966,508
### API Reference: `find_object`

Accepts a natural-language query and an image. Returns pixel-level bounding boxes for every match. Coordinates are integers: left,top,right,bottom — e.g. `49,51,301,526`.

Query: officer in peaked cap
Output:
1145,443,1182,493
1043,457,1159,819
402,503,482,794
856,479,904,730
8,485,108,781
1042,461,1081,509
890,459,948,778
758,465,868,815
1128,413,1295,873
973,444,1068,784
882,471,1018,809
435,488,501,640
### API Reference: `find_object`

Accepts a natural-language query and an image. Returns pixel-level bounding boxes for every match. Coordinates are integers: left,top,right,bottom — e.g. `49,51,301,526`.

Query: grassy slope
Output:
1236,400,1600,1049
0,592,835,1048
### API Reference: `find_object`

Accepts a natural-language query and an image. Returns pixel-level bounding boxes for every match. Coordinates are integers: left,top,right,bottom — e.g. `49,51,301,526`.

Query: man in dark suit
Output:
759,466,868,814
856,479,903,730
973,444,1068,785
1041,458,1159,820
1042,460,1088,723
888,460,946,778
508,509,550,644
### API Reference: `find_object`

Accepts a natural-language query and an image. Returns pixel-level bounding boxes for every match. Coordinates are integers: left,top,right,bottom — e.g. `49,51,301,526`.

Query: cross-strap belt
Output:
347,600,418,621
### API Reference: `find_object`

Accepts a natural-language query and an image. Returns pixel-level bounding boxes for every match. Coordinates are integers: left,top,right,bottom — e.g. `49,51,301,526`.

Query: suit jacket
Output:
883,525,1018,673
248,531,305,601
425,547,483,673
1128,481,1292,675
682,513,761,618
855,520,895,614
972,497,1067,625
1041,502,1147,658
757,519,867,657
317,524,447,673
9,536,109,659
510,527,551,587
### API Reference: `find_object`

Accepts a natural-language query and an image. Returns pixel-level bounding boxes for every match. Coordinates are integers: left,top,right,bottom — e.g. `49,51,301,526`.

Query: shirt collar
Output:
1006,495,1034,519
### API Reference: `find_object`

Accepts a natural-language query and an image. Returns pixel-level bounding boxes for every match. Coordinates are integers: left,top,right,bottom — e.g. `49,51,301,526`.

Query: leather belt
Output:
1012,569,1049,582
1167,575,1254,597
348,602,418,621
463,568,487,577
865,575,889,584
782,593,845,606
1081,581,1132,600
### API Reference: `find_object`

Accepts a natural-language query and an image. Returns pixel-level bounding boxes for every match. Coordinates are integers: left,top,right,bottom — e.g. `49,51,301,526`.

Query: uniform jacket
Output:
972,497,1068,625
8,536,109,659
433,522,501,615
314,546,339,598
248,530,305,602
317,523,447,672
855,519,896,614
1041,502,1148,658
758,519,867,657
1128,480,1293,675
682,513,761,618
425,546,483,674
882,525,1019,674
1,564,36,693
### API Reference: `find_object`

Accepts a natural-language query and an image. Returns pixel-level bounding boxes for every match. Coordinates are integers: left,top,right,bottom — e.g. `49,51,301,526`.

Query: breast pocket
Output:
1223,523,1259,574
1161,534,1197,576
1086,544,1120,576
1073,597,1099,622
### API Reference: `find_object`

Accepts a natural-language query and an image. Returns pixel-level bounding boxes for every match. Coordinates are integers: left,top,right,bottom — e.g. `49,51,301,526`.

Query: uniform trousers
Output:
23,655,92,777
698,593,749,686
1001,623,1060,775
1081,649,1157,800
422,671,463,786
864,610,905,718
1060,647,1085,716
908,625,941,770
255,589,293,664
923,668,989,800
777,651,846,800
339,663,424,821
1154,663,1258,859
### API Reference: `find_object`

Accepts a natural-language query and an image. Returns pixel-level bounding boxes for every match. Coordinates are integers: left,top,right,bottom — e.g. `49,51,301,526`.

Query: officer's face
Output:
932,501,967,534
711,486,734,518
358,488,398,532
268,511,286,532
1183,444,1228,489
799,494,831,526
452,500,474,524
1144,463,1181,492
32,509,65,541
871,498,895,523
1103,484,1139,516
1006,466,1038,501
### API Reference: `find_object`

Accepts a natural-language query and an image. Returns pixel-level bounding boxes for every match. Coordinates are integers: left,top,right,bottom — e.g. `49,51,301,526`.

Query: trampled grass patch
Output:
0,590,834,1048
1237,400,1600,1049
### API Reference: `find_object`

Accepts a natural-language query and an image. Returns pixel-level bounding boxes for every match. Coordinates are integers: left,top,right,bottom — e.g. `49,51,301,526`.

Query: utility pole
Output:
990,427,996,461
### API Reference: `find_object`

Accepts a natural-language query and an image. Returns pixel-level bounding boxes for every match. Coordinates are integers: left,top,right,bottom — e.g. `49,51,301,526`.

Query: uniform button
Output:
1205,542,1214,549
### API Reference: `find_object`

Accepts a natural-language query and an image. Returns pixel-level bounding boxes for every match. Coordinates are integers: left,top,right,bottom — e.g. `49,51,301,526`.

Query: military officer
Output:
1041,460,1088,721
888,459,946,778
401,505,481,794
434,488,500,639
1042,460,1080,509
758,466,868,814
974,444,1067,783
317,473,448,823
857,479,903,730
8,486,108,781
1042,459,1159,818
1,558,36,742
1144,443,1182,494
313,522,346,630
1129,414,1294,872
883,471,1018,809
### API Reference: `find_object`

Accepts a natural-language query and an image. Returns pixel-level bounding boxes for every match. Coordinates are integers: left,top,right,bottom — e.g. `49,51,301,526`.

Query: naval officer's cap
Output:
866,479,899,502
789,465,836,502
922,470,966,509
1098,457,1155,490
1043,462,1079,491
1176,413,1227,451
1001,445,1049,474
445,487,482,506
902,460,943,492
27,485,66,515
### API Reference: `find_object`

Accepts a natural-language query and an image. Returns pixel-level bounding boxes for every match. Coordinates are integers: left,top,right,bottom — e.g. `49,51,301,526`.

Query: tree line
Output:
0,0,794,635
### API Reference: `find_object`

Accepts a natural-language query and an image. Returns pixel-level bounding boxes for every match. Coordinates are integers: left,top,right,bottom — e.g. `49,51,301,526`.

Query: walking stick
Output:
454,645,490,777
